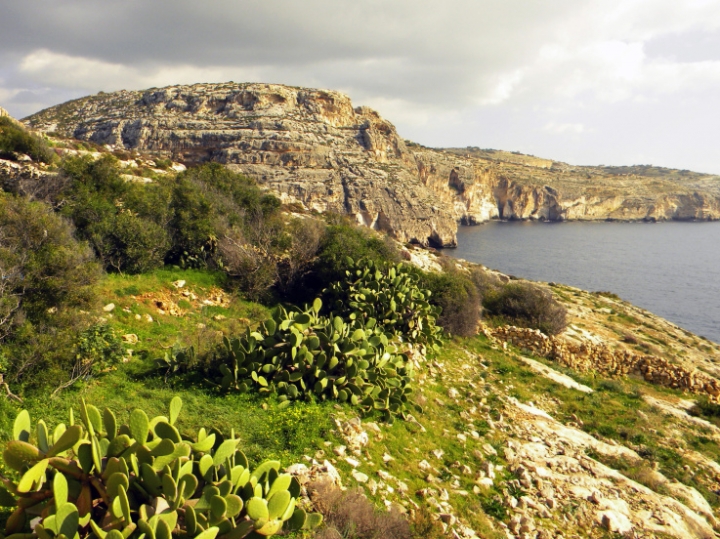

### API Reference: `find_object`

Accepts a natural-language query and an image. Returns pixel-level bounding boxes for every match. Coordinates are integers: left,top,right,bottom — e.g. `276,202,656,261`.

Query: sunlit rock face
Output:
25,83,720,247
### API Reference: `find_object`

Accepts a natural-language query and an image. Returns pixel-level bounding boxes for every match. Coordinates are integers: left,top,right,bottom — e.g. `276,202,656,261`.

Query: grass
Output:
0,361,338,466
4,268,720,537
95,268,269,361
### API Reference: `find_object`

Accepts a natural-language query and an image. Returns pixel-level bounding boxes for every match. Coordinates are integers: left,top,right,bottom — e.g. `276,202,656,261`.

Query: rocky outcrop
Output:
505,400,717,539
24,83,720,246
25,84,459,246
0,158,60,198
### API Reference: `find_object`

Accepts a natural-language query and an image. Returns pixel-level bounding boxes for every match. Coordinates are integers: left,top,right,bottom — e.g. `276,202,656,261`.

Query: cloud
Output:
543,122,587,134
17,49,262,92
1,0,720,171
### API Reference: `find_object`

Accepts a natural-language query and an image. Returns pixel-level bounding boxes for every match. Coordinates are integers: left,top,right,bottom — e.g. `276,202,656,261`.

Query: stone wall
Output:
489,325,720,399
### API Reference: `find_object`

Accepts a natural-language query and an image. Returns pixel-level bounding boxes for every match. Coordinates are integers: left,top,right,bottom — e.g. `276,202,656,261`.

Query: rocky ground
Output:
293,253,720,539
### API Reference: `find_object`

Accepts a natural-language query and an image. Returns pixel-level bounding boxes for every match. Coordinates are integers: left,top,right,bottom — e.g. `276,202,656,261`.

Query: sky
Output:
2,1,720,173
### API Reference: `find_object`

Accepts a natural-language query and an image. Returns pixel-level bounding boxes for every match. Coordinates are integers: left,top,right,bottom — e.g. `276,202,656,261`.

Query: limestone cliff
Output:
24,84,458,246
23,83,720,246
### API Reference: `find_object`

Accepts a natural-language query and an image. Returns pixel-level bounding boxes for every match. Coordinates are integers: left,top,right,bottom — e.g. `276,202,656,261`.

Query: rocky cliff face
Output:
24,83,720,246
24,84,460,246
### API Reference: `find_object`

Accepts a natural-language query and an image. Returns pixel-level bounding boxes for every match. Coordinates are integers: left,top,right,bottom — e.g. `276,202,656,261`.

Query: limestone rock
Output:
597,510,633,534
24,84,460,247
351,469,369,483
14,83,720,249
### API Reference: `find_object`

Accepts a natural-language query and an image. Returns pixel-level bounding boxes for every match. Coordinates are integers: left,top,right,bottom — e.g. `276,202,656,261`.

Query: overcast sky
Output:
2,1,720,173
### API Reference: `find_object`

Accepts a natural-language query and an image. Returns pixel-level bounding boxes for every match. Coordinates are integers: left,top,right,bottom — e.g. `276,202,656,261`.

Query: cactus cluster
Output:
214,260,442,421
0,398,321,539
217,299,413,421
325,259,442,351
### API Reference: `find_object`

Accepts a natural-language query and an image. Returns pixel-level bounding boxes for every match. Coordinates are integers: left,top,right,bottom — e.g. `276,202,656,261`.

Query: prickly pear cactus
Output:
0,397,321,539
326,258,443,352
217,297,418,421
210,259,441,421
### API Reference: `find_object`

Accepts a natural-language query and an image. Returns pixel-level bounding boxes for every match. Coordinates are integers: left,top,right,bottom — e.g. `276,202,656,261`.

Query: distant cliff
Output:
24,83,720,246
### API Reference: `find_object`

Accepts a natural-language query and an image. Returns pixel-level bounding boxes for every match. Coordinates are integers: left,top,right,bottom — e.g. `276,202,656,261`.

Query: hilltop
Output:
23,82,720,249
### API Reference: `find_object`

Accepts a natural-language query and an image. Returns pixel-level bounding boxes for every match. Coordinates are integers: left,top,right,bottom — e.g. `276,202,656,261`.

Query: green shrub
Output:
418,266,480,337
73,324,125,371
483,282,568,335
168,164,280,268
59,155,172,274
294,222,400,303
153,157,173,170
0,195,101,391
91,212,170,274
0,397,322,539
0,117,54,164
48,324,126,396
0,194,99,338
199,260,440,421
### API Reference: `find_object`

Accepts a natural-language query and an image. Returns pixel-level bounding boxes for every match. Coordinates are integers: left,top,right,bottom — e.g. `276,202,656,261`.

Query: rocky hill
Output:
23,82,720,248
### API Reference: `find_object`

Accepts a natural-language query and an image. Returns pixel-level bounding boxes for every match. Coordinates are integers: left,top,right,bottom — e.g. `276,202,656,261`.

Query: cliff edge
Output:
23,83,720,246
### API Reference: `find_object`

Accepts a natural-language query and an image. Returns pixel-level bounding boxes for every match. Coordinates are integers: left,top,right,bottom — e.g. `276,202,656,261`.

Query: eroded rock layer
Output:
24,83,720,246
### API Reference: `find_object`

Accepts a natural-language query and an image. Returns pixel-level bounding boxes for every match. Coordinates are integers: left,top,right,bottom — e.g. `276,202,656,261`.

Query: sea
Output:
444,220,720,344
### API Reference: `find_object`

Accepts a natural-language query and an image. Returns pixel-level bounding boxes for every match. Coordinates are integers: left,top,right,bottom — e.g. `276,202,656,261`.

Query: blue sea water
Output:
445,220,720,343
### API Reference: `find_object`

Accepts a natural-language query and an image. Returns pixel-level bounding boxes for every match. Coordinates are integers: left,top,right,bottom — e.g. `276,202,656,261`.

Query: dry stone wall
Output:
489,325,720,399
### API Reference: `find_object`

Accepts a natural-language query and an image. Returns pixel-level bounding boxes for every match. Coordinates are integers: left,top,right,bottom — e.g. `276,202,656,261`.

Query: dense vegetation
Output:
0,117,54,164
0,145,569,394
0,124,576,539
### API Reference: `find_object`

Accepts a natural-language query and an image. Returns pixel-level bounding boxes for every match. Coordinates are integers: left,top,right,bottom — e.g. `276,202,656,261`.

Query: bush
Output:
211,297,418,422
50,324,125,395
91,211,170,273
310,481,411,539
168,163,281,268
418,265,480,337
468,266,504,296
295,221,400,303
325,258,442,349
482,282,568,335
59,155,172,273
275,218,325,295
0,117,54,164
0,195,101,389
0,194,99,337
219,231,278,302
197,260,440,421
